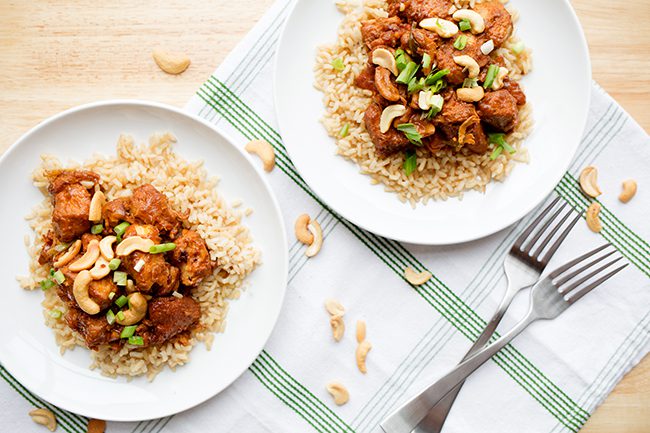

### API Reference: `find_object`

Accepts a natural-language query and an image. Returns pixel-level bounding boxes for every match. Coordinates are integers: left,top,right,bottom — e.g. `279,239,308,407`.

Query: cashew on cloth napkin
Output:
2,1,649,432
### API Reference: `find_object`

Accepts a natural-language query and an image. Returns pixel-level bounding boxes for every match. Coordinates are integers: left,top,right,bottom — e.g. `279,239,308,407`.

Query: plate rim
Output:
272,0,592,245
0,99,289,421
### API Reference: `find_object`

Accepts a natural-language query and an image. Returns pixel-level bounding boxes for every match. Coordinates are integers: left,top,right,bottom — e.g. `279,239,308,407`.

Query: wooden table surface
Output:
1,1,648,431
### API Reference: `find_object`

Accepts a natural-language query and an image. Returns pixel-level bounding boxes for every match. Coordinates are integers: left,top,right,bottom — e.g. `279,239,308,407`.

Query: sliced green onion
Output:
128,335,144,346
120,325,137,339
489,133,515,160
422,53,431,69
396,61,419,85
90,224,103,235
424,69,450,86
108,291,115,300
403,150,417,176
459,19,471,32
49,309,63,319
149,243,176,254
483,64,499,89
113,271,127,287
453,35,468,50
490,146,504,160
427,94,444,118
40,279,55,291
339,123,350,138
511,41,525,54
463,77,478,88
395,48,410,72
53,270,65,285
106,309,116,325
115,294,128,307
116,311,125,321
114,222,130,237
331,58,344,72
49,269,55,277
108,258,121,270
407,76,425,94
488,133,506,146
396,123,423,146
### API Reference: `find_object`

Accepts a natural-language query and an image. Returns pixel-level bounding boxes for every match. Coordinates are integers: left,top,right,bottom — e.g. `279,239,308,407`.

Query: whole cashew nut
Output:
294,214,314,245
456,86,485,102
305,220,323,258
245,139,276,172
53,239,81,268
404,266,433,285
579,166,602,198
73,270,101,315
29,408,57,432
375,67,401,102
89,257,111,280
380,104,407,133
619,179,637,203
356,340,372,374
88,190,106,222
152,49,191,75
452,9,486,34
419,18,458,38
69,239,100,272
492,67,509,90
115,292,148,325
372,47,398,76
586,202,602,233
453,55,480,78
115,236,155,256
99,235,117,260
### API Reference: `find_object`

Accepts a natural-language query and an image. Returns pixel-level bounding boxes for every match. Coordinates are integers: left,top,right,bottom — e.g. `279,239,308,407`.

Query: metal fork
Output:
380,244,628,433
413,196,580,432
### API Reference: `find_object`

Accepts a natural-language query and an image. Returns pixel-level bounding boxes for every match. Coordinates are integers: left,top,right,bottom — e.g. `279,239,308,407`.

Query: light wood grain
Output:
0,1,648,431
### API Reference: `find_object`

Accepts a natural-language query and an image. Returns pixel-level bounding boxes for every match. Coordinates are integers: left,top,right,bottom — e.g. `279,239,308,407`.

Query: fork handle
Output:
380,312,538,433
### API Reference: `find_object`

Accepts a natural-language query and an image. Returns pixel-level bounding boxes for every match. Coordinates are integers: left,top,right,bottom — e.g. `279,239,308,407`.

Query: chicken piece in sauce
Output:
137,297,201,346
130,184,185,238
66,307,120,349
170,229,215,287
102,197,132,230
477,89,519,132
48,170,99,242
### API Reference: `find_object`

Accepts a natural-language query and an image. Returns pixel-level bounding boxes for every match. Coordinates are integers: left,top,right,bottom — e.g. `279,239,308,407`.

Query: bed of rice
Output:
315,0,533,206
16,133,260,380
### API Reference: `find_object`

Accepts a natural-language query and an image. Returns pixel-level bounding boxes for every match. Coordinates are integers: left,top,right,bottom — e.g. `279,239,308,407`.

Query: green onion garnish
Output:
116,311,125,321
394,48,410,72
453,35,468,50
49,269,55,277
483,64,499,89
331,58,345,72
427,94,444,118
108,258,121,270
53,270,65,285
128,335,144,346
407,76,425,94
49,309,62,319
424,69,450,86
459,19,471,32
106,310,116,325
149,243,176,254
490,146,503,160
422,53,431,69
120,325,137,339
463,77,478,88
403,150,417,176
339,123,350,138
489,133,515,160
435,18,443,29
40,279,55,291
113,271,127,287
396,61,419,85
511,41,525,54
396,123,423,146
114,221,130,237
90,224,103,235
115,294,128,307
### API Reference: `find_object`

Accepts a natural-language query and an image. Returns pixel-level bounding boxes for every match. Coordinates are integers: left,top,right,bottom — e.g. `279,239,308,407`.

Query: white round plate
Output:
274,0,591,245
0,101,288,421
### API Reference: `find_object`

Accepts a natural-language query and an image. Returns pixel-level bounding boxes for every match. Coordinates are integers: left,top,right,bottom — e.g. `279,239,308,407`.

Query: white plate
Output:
274,0,591,245
0,100,288,421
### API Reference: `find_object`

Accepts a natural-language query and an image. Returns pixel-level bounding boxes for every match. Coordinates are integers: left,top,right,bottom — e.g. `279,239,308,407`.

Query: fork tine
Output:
539,212,581,267
549,243,612,279
512,196,561,252
559,256,623,295
555,249,617,287
521,202,568,255
566,263,629,304
529,205,574,259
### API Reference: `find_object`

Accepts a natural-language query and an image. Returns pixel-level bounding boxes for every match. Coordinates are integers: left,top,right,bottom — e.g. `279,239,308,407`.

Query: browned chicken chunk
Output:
364,102,411,157
66,307,120,350
360,16,408,50
473,1,513,46
138,297,201,346
170,229,215,287
477,89,519,132
389,0,453,22
48,170,99,242
102,197,132,230
130,184,185,238
355,64,377,91
88,277,119,311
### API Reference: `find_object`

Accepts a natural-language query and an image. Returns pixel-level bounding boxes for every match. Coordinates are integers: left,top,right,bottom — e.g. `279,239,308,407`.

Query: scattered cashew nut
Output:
619,179,637,203
492,67,509,90
453,55,480,78
295,214,314,245
99,235,117,260
375,67,401,102
404,266,432,285
586,202,602,233
115,292,148,325
330,315,345,341
152,49,191,75
456,86,485,102
419,18,458,38
88,190,105,222
73,270,100,315
115,236,155,256
356,340,372,374
578,166,602,198
356,320,366,343
452,9,486,34
87,419,107,433
53,239,81,268
29,408,57,432
305,220,323,257
372,47,398,76
326,382,350,406
245,139,275,172
325,298,345,316
89,257,111,280
69,239,100,272
380,104,407,133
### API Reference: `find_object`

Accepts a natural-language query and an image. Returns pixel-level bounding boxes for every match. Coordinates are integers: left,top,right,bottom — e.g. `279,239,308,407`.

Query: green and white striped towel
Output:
2,1,649,432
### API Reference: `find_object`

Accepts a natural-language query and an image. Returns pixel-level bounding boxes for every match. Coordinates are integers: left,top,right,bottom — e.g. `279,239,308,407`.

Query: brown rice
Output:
315,0,533,206
17,133,260,380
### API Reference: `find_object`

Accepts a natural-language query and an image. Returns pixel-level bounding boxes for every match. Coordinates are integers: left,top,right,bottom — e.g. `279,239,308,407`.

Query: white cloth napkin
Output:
3,1,649,432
